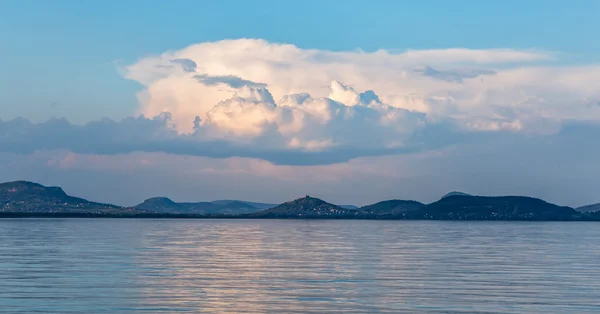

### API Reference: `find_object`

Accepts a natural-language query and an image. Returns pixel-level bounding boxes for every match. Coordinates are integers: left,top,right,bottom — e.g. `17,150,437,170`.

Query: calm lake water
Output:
0,219,599,313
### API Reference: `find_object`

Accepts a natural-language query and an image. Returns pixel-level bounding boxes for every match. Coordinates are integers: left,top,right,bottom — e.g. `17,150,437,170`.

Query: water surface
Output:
0,219,599,313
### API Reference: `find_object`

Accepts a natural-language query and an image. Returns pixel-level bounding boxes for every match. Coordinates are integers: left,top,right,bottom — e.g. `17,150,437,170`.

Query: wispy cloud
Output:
194,74,267,88
170,58,197,72
412,66,496,83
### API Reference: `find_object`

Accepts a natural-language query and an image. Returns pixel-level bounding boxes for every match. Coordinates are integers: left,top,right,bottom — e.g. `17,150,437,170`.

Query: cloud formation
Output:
194,74,267,88
1,113,599,166
3,39,600,166
0,104,437,165
412,66,496,83
123,39,600,138
170,58,197,72
2,122,599,207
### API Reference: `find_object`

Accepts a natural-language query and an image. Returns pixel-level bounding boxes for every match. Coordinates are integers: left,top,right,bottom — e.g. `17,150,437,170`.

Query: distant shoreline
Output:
3,181,599,221
1,212,599,221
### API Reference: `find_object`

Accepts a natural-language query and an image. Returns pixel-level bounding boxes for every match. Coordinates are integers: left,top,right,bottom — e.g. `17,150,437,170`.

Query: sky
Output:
1,0,599,207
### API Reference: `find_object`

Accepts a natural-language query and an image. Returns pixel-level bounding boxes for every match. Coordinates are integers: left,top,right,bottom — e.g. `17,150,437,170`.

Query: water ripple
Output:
0,219,599,313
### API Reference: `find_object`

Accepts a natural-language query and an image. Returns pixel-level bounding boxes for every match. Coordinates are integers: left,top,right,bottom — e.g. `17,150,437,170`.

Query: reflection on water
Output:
0,219,599,313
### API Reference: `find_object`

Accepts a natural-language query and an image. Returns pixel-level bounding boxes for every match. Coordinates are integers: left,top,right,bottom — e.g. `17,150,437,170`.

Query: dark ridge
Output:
248,195,359,218
211,200,276,209
576,203,600,213
411,195,579,220
441,191,472,199
134,197,183,213
0,181,121,213
135,198,264,215
359,200,424,215
2,181,599,221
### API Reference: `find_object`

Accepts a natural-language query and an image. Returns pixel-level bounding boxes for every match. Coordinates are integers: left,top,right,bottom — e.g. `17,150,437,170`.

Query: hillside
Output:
0,181,122,213
410,195,580,220
134,198,262,215
358,200,424,215
249,196,358,218
441,191,472,199
211,200,276,210
194,200,260,215
576,203,600,213
1,180,597,220
134,197,185,213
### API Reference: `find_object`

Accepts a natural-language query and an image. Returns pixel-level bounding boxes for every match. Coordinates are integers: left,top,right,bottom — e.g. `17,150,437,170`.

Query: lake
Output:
0,219,599,313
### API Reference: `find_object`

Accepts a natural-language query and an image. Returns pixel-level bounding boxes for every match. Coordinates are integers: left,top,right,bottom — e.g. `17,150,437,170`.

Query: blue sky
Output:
1,1,599,206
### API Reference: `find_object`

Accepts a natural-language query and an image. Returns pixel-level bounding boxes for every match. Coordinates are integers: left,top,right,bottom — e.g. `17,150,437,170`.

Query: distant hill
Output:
358,200,424,215
211,200,276,210
133,197,352,215
134,198,262,215
441,191,472,199
134,197,186,213
576,203,600,213
0,181,123,213
212,199,355,210
200,200,260,215
249,196,359,218
412,195,579,220
1,180,597,221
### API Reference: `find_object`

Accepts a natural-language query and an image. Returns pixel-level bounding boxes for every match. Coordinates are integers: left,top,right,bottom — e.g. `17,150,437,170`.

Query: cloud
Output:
194,74,267,88
199,81,437,156
170,58,197,72
412,66,496,83
123,38,600,137
2,110,600,167
0,81,442,164
3,39,600,167
2,123,599,207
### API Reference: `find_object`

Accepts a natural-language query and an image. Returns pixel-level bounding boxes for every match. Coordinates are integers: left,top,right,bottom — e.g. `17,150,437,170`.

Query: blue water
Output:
0,219,599,313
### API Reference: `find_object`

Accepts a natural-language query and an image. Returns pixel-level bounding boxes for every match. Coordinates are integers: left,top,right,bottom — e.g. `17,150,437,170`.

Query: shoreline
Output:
1,212,598,221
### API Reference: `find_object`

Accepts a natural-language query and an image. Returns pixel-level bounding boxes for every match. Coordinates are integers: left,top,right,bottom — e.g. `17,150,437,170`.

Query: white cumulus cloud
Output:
123,38,600,140
198,81,426,152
